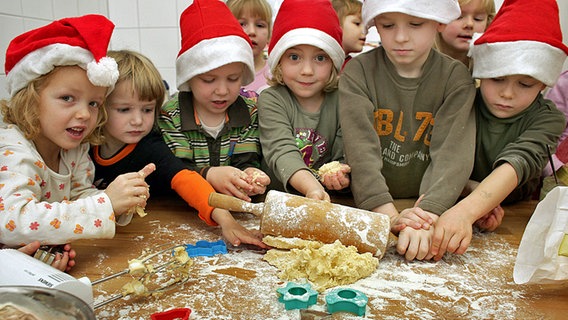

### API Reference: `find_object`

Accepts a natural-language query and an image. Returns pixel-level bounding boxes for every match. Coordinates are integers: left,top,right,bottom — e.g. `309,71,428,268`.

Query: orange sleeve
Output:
171,169,218,226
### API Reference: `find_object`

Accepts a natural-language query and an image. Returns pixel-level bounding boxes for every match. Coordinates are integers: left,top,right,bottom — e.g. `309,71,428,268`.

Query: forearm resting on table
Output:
451,163,518,222
289,169,325,196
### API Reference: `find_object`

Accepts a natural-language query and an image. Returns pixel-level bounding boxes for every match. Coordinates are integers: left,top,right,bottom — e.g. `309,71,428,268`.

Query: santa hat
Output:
5,14,118,97
267,0,344,72
362,0,460,30
176,0,254,91
470,0,568,87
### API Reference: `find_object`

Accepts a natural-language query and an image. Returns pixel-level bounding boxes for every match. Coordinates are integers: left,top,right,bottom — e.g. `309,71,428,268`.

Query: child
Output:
434,0,495,69
340,0,477,260
543,70,568,177
227,0,273,95
91,50,266,248
258,0,350,201
0,15,153,249
331,0,366,69
430,0,568,261
158,0,270,203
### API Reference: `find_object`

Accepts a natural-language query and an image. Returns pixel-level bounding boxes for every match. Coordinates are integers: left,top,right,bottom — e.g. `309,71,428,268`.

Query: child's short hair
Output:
0,67,107,144
459,0,496,26
267,57,340,92
331,0,363,26
226,0,273,36
107,50,165,124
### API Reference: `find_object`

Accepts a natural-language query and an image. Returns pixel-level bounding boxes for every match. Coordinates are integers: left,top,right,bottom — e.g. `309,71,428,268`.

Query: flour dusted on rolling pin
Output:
259,190,390,258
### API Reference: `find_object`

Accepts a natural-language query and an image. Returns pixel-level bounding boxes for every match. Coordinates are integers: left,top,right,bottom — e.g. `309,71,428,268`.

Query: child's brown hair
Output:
107,50,165,126
331,0,363,27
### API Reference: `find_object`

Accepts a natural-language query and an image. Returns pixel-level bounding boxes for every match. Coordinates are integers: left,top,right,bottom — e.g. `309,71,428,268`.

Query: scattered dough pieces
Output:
318,161,343,176
128,259,148,276
263,236,379,291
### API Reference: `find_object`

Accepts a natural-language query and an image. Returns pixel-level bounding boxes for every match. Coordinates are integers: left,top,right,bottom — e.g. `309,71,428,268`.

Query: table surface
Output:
69,195,568,320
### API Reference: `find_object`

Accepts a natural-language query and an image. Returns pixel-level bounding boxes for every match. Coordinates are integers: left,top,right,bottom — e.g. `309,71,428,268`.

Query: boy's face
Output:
188,62,244,118
35,66,104,157
374,12,443,77
104,79,156,147
440,0,489,54
342,14,366,55
480,75,546,119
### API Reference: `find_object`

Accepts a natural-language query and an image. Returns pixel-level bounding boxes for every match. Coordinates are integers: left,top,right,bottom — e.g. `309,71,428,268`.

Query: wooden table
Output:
70,195,568,319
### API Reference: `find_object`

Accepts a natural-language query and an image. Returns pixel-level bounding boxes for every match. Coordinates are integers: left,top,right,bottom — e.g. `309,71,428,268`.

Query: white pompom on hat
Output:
469,0,568,87
267,0,344,72
176,0,255,91
362,0,461,30
4,14,118,97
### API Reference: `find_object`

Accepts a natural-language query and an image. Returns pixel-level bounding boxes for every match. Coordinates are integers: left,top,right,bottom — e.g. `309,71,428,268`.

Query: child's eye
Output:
117,107,130,113
256,22,268,28
60,95,74,102
201,77,215,84
410,22,424,27
89,101,101,108
474,14,488,22
380,23,394,29
490,77,505,82
315,55,327,62
228,76,241,82
143,107,155,114
288,53,300,61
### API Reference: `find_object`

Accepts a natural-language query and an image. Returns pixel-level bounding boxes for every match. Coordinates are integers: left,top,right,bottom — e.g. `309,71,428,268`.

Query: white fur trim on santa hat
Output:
362,0,460,30
267,28,345,73
470,40,567,87
6,43,118,96
176,36,254,91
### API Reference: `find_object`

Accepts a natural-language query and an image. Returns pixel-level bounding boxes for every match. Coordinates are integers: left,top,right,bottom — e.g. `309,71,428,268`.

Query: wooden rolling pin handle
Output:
208,192,264,217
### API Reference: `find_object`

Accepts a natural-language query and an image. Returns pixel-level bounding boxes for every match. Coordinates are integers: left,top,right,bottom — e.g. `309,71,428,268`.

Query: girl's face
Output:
280,44,333,109
35,66,105,158
342,14,366,55
480,75,546,119
374,12,443,78
104,79,156,151
440,0,489,54
237,10,270,59
188,62,244,118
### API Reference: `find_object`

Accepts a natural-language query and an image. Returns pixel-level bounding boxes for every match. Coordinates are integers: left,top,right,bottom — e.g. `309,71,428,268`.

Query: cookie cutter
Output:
325,287,368,316
185,240,228,257
276,282,318,310
151,307,191,320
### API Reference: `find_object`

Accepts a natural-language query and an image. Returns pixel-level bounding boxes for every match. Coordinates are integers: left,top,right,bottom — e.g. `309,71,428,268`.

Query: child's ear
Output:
437,23,447,33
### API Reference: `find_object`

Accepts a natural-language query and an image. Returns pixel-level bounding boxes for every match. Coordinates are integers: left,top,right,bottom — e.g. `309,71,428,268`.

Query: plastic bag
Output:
514,186,568,284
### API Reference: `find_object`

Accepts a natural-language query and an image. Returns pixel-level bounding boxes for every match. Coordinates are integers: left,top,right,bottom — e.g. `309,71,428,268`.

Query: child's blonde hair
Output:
0,67,107,144
331,0,363,27
267,59,339,92
226,0,273,36
107,50,165,126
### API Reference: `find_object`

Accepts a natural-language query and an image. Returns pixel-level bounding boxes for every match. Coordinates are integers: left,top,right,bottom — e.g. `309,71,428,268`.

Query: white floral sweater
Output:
0,123,116,247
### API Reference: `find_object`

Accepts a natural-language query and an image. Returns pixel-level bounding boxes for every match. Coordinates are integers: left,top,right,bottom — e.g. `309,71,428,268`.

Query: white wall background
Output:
0,0,567,99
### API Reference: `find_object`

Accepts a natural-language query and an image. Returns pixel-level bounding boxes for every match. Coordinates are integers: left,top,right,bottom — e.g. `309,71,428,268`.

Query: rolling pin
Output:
209,190,390,258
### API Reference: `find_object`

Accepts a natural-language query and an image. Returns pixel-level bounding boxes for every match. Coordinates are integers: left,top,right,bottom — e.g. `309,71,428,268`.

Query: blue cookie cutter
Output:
184,240,228,257
325,287,368,316
277,282,318,310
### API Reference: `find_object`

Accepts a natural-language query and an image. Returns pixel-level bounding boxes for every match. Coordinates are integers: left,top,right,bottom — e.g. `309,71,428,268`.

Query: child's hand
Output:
430,209,475,261
305,188,330,202
18,241,76,272
212,209,268,248
105,163,155,215
396,223,437,261
474,205,505,231
207,166,255,201
390,195,434,234
320,164,351,191
243,167,270,196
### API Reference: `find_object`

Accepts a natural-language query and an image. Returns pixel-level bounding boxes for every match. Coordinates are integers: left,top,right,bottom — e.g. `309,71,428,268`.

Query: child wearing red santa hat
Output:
431,0,568,261
158,0,269,248
340,0,477,261
258,0,351,202
0,14,155,271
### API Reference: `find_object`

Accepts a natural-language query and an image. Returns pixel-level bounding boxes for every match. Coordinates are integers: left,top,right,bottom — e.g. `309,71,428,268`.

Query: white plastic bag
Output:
513,186,568,284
